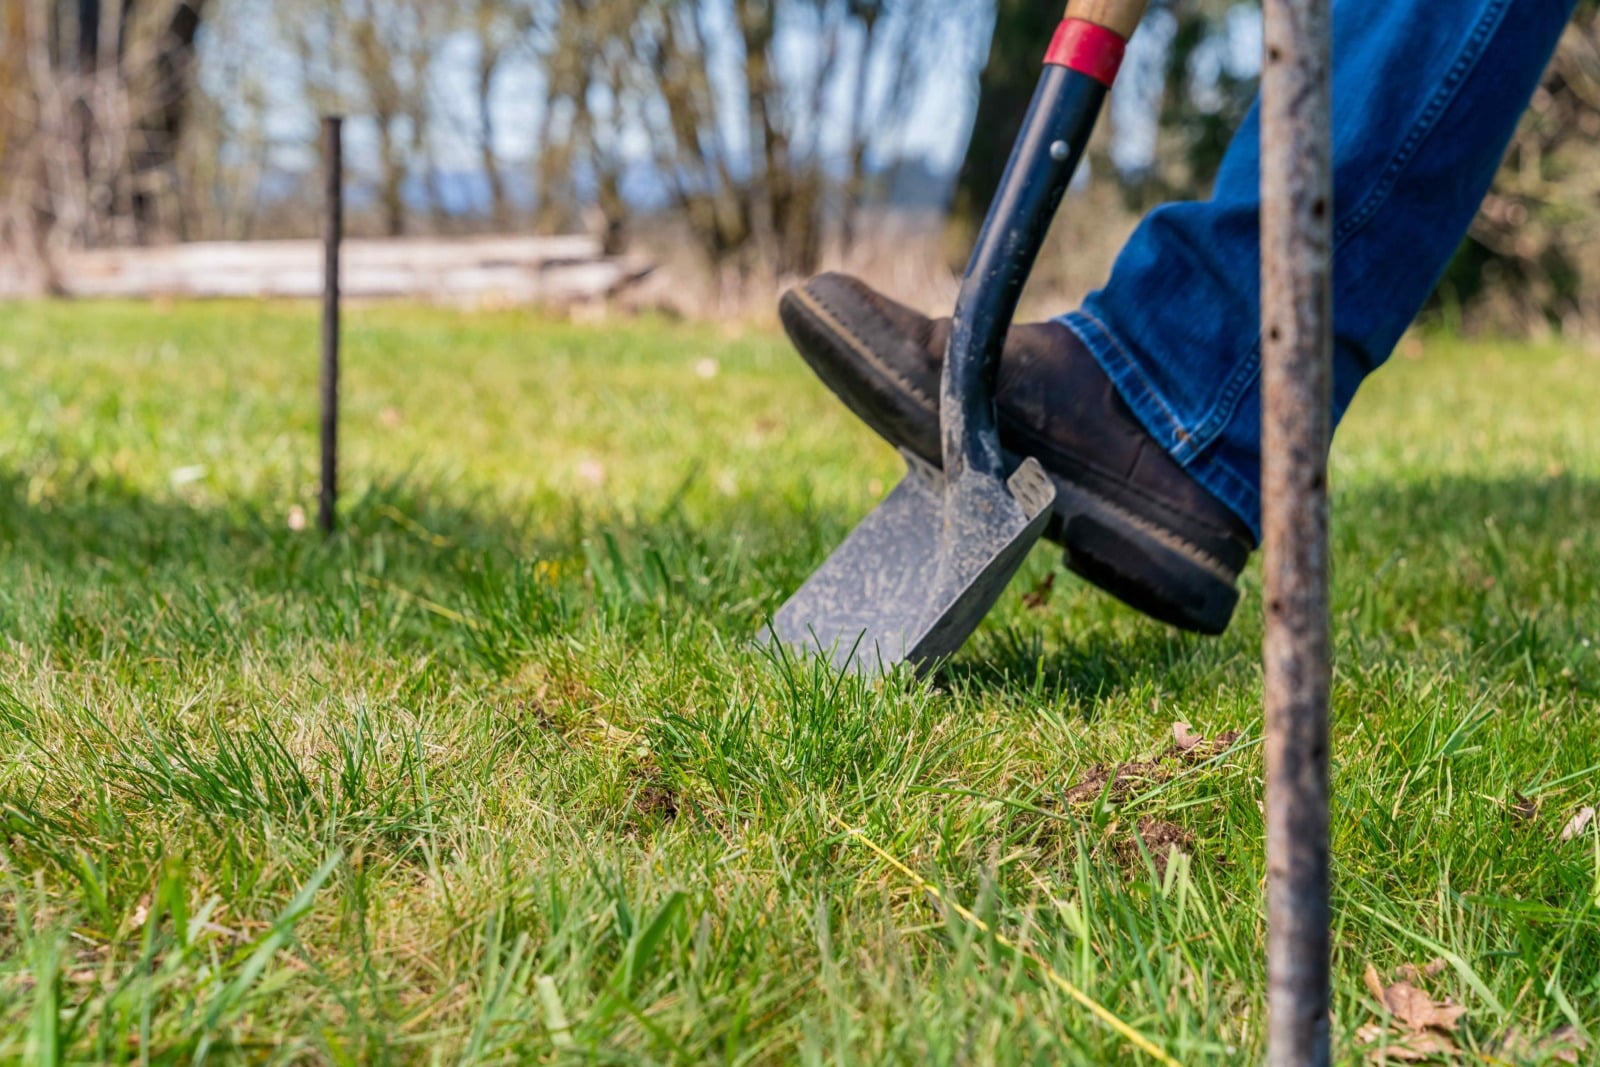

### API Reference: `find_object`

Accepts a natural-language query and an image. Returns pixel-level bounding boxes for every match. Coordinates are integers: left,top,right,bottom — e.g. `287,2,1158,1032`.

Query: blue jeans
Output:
1063,0,1576,541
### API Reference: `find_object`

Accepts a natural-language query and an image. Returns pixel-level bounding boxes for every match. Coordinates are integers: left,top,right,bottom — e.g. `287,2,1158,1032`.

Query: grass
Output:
0,300,1595,1064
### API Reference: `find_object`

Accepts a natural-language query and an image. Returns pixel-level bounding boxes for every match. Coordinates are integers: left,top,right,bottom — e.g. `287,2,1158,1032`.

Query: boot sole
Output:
782,288,1240,635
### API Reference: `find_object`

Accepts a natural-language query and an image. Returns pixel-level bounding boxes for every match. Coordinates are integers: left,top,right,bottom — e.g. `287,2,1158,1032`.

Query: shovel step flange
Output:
770,451,1057,676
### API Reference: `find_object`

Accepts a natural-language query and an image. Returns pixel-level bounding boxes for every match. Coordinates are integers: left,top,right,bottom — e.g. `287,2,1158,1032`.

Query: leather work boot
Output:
779,272,1256,635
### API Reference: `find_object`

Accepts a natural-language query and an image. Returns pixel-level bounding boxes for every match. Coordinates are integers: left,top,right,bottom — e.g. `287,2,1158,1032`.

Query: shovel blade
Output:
771,451,1057,675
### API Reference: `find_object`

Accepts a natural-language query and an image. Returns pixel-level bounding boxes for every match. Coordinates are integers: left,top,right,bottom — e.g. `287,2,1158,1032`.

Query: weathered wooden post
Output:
1260,0,1333,1064
320,116,343,537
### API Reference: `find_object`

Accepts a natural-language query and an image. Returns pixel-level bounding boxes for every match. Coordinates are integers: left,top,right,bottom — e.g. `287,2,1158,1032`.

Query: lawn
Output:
0,300,1596,1064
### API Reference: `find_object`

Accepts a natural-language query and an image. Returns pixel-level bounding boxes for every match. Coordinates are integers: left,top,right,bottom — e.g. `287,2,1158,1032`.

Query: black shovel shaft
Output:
942,63,1107,482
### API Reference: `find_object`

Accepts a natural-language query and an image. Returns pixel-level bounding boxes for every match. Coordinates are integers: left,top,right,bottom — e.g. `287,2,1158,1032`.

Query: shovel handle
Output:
1064,0,1147,39
940,1,1148,484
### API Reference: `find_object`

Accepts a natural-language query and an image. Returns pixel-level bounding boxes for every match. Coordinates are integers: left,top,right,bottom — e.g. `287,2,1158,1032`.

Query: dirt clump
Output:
635,782,681,823
1062,723,1244,806
1064,759,1167,805
1105,818,1195,880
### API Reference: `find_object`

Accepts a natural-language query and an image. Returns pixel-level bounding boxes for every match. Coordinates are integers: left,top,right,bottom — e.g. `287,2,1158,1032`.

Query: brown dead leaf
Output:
1510,793,1539,823
1364,964,1387,1001
1388,983,1467,1033
1559,806,1595,842
1491,1025,1589,1065
1022,572,1056,612
1356,1022,1460,1063
1548,1026,1589,1064
1395,986,1466,1033
1170,723,1243,763
1394,958,1449,985
1364,964,1467,1033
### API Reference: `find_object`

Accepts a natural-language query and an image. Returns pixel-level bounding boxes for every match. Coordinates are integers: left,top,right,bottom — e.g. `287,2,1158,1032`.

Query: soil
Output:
1105,818,1196,880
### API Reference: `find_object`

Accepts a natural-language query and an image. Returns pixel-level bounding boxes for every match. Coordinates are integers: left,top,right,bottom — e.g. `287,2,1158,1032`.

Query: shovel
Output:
770,0,1148,675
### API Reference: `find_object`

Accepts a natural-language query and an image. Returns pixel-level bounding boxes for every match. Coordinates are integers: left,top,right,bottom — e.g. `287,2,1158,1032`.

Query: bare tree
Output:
837,1,926,252
281,0,442,237
351,0,438,236
0,0,56,289
0,0,213,272
462,0,542,230
174,0,280,241
1452,3,1600,333
535,0,634,248
549,0,939,282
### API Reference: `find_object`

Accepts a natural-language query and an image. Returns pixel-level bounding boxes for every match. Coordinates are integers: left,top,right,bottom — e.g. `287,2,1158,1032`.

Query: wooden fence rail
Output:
0,235,651,304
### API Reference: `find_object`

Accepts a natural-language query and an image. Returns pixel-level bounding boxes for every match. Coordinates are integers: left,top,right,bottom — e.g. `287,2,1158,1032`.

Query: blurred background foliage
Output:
1,0,1598,332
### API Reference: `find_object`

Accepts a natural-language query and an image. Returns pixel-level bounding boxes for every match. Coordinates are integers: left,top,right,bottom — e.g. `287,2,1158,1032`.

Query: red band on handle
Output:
1044,18,1128,86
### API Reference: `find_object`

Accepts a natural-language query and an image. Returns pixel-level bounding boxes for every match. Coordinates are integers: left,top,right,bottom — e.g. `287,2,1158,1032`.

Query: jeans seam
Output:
1183,340,1261,462
1133,215,1264,463
1064,309,1188,441
1186,447,1262,541
1331,0,1510,252
1070,307,1263,536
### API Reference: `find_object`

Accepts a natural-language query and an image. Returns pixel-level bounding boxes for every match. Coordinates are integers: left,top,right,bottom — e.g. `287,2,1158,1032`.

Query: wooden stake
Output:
320,116,343,537
1260,0,1333,1064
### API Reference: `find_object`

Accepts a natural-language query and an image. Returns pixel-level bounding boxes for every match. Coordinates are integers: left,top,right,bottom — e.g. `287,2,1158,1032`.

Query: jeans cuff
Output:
1058,310,1264,543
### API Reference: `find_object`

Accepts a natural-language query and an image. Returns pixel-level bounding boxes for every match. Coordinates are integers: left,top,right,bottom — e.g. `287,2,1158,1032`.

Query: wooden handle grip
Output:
1064,0,1148,39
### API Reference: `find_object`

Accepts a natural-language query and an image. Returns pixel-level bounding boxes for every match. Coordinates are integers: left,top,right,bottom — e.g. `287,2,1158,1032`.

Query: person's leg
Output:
1068,0,1578,541
775,0,1575,634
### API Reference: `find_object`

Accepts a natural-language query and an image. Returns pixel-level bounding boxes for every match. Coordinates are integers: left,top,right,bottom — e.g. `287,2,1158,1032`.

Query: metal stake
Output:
1261,0,1333,1064
320,116,343,537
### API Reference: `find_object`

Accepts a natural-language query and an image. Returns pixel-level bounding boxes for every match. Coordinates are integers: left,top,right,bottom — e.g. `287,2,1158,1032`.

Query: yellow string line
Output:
376,505,452,548
832,814,1181,1067
358,575,482,629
